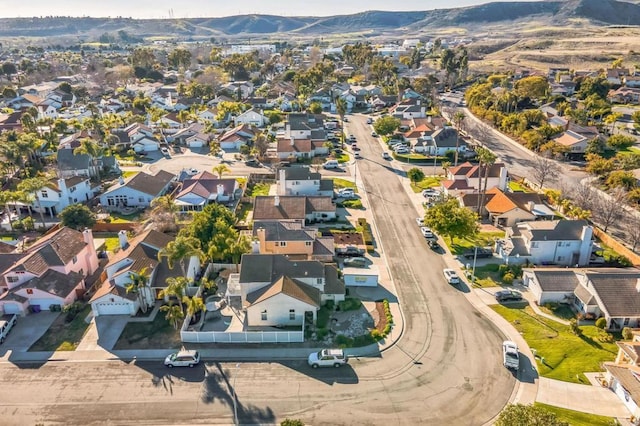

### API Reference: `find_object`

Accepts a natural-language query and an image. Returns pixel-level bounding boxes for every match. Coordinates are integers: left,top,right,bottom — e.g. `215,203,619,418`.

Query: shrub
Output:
502,272,515,284
623,327,633,340
338,298,362,311
595,317,607,329
335,334,350,346
370,329,383,341
569,318,582,336
597,332,614,343
316,328,329,340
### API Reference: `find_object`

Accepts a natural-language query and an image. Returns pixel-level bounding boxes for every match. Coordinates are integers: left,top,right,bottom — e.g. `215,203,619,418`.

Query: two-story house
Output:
441,162,508,195
174,171,239,212
225,254,345,326
218,124,257,151
496,219,593,266
27,177,96,218
99,171,175,210
253,195,336,224
235,108,268,127
603,330,640,420
276,168,334,197
0,227,99,315
252,221,334,262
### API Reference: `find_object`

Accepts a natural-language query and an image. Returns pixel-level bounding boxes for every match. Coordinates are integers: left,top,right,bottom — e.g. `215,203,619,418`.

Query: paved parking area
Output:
77,316,130,351
0,312,59,354
537,377,628,417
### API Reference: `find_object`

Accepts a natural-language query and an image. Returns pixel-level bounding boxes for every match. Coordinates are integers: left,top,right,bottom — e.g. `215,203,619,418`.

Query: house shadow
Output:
517,353,539,384
351,283,398,303
279,360,359,385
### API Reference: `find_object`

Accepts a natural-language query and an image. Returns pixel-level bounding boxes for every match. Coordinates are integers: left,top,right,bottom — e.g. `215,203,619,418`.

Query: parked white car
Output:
502,341,520,370
443,268,460,284
420,227,434,239
164,350,200,368
394,146,409,154
308,348,348,368
416,217,425,226
0,314,17,344
337,188,357,199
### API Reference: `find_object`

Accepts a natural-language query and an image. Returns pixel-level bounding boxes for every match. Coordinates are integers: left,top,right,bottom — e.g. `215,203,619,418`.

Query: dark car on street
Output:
462,247,493,259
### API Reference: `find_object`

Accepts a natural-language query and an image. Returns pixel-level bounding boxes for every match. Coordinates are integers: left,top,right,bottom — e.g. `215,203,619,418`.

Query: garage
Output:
343,266,379,287
93,301,134,316
1,301,27,316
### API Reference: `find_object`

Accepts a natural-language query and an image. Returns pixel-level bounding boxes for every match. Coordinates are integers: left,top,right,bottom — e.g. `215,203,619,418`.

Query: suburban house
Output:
552,130,589,154
276,138,328,160
441,162,508,195
253,195,336,224
252,221,334,262
276,167,334,197
225,254,345,326
608,87,640,105
422,127,472,157
90,229,193,316
218,124,256,150
235,108,268,127
99,170,175,210
57,145,120,180
390,99,427,119
27,177,96,218
496,219,593,266
173,171,240,212
0,227,99,315
459,187,554,227
524,268,640,330
603,330,640,419
606,68,630,86
284,113,326,141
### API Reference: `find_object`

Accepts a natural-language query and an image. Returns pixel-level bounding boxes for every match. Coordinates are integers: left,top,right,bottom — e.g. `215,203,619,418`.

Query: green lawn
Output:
508,180,531,192
245,182,271,197
109,211,143,223
121,171,139,179
469,263,503,288
534,403,617,426
103,237,120,253
445,231,505,255
114,312,182,350
492,305,618,383
236,202,252,223
410,176,443,193
29,305,92,352
340,199,364,209
333,178,357,190
538,303,577,321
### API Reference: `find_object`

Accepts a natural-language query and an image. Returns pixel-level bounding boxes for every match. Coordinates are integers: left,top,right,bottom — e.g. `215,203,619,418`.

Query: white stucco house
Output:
174,172,240,212
20,177,95,220
276,168,334,197
99,171,175,210
0,227,99,315
235,108,268,127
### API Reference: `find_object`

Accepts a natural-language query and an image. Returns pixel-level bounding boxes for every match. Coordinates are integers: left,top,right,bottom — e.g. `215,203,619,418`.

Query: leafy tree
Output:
59,204,96,230
18,177,48,230
160,303,184,330
514,75,549,100
308,102,323,114
216,101,245,122
267,111,283,125
476,146,497,212
74,138,106,181
281,420,305,426
158,236,205,276
452,111,466,166
407,167,425,183
129,47,156,69
168,48,192,70
1,62,17,77
607,134,635,150
184,295,206,318
373,116,400,136
160,277,190,311
606,170,637,190
496,404,568,426
585,153,615,176
424,198,479,244
577,76,610,100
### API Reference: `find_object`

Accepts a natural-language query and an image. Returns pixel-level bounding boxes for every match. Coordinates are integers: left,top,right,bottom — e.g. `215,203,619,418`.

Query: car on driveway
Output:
0,314,17,344
394,146,409,154
164,350,200,368
160,147,170,157
421,188,440,198
462,247,493,259
336,246,363,257
308,348,348,368
343,257,368,268
495,290,523,302
420,227,434,239
443,268,460,284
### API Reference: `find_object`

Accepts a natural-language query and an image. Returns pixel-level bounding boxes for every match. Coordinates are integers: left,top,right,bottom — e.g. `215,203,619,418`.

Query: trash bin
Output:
31,305,41,313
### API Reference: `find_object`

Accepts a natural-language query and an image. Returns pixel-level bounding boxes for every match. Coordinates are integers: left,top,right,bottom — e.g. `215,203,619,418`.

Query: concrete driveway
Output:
76,316,129,351
0,312,59,354
537,377,629,417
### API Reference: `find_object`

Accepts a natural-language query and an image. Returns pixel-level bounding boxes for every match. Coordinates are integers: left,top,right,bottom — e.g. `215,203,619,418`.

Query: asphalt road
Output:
0,117,515,425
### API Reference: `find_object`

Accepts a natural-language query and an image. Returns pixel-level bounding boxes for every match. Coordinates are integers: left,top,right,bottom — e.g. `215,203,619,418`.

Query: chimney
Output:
83,227,94,247
217,184,225,197
274,195,280,207
118,176,125,185
527,201,535,212
290,137,295,146
118,230,128,249
428,115,432,123
279,168,286,182
57,178,67,194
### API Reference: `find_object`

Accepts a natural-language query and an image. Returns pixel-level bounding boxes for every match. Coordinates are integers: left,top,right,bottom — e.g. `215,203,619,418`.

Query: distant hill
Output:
0,0,639,39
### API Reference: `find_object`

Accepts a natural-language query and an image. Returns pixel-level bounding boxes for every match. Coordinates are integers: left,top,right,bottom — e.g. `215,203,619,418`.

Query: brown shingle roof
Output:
586,271,640,317
603,364,640,404
125,170,175,196
12,227,88,274
253,196,335,221
245,275,321,307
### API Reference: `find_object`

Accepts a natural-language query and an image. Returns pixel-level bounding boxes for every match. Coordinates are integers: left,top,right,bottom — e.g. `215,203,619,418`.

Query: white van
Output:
323,160,340,169
0,314,17,344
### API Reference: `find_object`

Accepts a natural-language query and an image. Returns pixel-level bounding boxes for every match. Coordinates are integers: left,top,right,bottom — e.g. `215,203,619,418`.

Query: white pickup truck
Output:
502,340,520,371
0,314,17,344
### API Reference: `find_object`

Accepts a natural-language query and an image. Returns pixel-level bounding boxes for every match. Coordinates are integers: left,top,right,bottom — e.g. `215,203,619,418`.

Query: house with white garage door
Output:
0,227,99,315
99,170,175,210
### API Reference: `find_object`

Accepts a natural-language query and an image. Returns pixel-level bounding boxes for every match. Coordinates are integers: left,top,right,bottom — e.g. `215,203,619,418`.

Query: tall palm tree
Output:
17,177,48,229
158,235,205,276
160,303,185,330
126,267,153,313
212,164,231,179
159,276,190,311
0,191,14,232
452,111,466,167
74,138,106,182
184,295,206,318
335,97,347,149
441,160,451,177
224,235,251,272
476,147,497,215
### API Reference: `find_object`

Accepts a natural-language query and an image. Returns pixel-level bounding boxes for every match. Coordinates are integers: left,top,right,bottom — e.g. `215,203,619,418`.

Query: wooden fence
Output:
593,228,640,266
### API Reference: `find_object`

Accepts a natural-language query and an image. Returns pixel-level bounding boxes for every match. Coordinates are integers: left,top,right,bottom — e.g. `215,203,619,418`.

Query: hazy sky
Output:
0,0,529,18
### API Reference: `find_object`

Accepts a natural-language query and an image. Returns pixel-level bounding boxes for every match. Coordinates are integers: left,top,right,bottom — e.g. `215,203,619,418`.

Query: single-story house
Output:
100,170,175,210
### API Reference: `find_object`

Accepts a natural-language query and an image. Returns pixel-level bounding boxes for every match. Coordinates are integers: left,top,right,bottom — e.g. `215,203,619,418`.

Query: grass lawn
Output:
29,305,92,352
508,180,531,192
114,312,182,350
492,304,618,383
333,178,357,190
317,306,331,329
109,211,143,223
103,237,120,253
236,202,252,222
446,231,505,255
336,153,350,163
121,171,139,179
339,199,364,209
469,263,503,288
538,303,577,321
245,182,271,197
410,176,443,192
535,403,616,426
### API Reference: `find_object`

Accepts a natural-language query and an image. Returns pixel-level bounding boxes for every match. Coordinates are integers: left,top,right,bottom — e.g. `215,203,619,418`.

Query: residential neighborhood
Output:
2,8,640,426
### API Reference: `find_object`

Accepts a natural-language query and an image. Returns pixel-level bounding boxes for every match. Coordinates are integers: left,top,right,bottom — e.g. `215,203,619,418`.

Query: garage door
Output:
2,302,25,315
95,302,131,316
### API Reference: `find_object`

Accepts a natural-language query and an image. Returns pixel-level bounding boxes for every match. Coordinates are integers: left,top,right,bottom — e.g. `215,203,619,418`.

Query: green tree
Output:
452,111,466,166
17,177,48,230
212,164,231,179
606,170,637,190
424,198,479,244
160,276,190,311
184,295,206,318
267,111,283,125
59,204,96,230
308,101,323,114
407,167,425,183
160,303,185,330
514,75,550,100
126,268,152,313
74,138,106,182
373,116,400,137
168,48,192,70
577,76,610,100
281,420,305,426
496,404,568,426
607,134,635,150
476,146,497,212
158,236,204,277
585,153,615,176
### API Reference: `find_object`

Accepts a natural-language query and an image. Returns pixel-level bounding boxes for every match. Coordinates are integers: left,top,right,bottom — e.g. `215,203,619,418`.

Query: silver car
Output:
164,350,200,368
308,348,348,368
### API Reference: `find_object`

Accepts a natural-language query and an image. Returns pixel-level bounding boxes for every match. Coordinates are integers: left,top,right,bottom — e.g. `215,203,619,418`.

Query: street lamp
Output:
232,363,240,426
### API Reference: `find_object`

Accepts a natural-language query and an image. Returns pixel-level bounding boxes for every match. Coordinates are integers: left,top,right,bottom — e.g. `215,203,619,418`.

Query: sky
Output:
0,0,531,19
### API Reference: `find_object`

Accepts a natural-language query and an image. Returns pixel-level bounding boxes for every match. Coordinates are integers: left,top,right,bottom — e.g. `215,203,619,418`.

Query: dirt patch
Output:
29,306,92,352
113,314,182,350
373,302,388,334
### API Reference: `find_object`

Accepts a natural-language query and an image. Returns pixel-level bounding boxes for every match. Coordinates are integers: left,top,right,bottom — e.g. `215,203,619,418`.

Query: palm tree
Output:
184,295,206,319
441,160,451,176
158,235,205,276
335,97,347,149
17,177,48,229
74,138,106,182
159,276,189,311
160,303,185,330
212,164,231,179
452,111,466,167
224,234,251,272
126,267,153,313
476,147,497,215
151,195,178,216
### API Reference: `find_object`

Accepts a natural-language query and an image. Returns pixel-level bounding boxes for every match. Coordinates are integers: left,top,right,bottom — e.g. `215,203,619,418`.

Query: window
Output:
624,318,630,326
72,256,77,264
530,242,538,248
6,276,18,283
70,187,76,193
138,197,145,203
261,310,267,321
289,309,295,320
40,191,48,198
278,242,287,247
557,256,565,261
305,241,312,247
317,278,323,285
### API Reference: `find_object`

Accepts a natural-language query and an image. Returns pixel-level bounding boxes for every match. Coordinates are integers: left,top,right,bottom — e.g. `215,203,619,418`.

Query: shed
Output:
343,265,379,287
